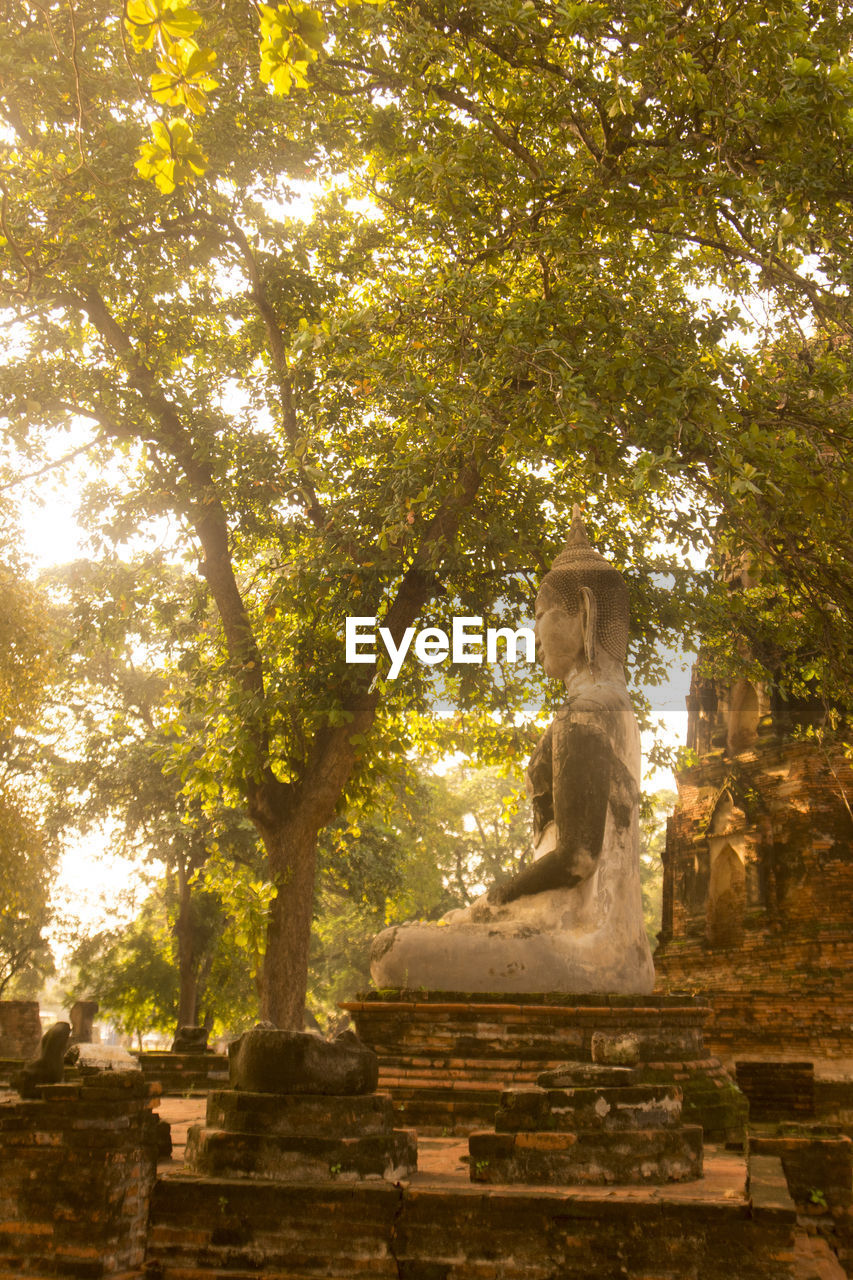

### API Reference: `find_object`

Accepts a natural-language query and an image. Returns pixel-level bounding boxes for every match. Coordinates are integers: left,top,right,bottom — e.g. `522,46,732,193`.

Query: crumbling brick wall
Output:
655,738,853,1061
0,1072,159,1277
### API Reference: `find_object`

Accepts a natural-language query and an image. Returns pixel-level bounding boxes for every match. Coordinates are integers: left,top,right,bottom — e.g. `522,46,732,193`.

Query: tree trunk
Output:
258,813,320,1028
174,865,200,1030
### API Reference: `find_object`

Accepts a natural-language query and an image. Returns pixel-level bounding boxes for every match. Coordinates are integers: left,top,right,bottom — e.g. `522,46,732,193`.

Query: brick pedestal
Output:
469,1063,703,1185
343,991,747,1141
186,1088,417,1182
134,1050,228,1095
0,1001,41,1060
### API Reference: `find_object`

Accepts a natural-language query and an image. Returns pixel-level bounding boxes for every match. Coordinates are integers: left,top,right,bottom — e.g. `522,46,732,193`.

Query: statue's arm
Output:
488,722,613,905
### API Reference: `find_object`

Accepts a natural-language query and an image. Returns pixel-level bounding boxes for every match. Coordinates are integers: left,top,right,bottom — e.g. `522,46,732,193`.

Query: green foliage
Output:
70,900,178,1040
0,522,57,995
44,557,265,1026
2,0,853,1020
68,864,262,1039
258,3,325,95
308,762,531,1024
639,789,675,951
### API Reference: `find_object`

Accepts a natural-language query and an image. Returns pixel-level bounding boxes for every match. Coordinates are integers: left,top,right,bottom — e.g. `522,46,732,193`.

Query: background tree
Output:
67,858,265,1042
45,556,267,1029
309,760,531,1019
0,521,57,996
2,0,852,1025
639,790,676,952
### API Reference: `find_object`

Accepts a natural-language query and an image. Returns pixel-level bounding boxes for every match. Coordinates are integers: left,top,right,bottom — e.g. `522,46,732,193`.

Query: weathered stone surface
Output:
11,1020,71,1098
469,1123,704,1184
656,735,853,1064
146,1154,801,1280
0,1069,158,1276
538,1061,636,1088
228,1026,378,1095
736,1060,815,1119
751,1129,852,1212
495,1083,684,1133
186,1121,417,1183
206,1088,395,1138
134,1048,228,1094
69,998,98,1044
370,511,654,996
345,993,747,1141
185,1087,416,1183
171,1024,209,1054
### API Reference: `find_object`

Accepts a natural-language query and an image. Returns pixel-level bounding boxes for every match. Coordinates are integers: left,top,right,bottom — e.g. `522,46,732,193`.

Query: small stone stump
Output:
185,1027,417,1183
469,1061,703,1186
170,1024,208,1054
70,998,99,1044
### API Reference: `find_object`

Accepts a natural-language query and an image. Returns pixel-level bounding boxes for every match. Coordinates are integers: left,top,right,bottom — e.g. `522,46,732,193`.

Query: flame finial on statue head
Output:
539,504,630,667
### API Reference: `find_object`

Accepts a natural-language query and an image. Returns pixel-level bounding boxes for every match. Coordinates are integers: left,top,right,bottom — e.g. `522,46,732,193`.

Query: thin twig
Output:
0,433,106,491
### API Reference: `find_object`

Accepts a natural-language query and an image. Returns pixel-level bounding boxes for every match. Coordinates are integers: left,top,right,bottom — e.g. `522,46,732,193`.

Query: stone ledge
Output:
145,1150,801,1280
205,1089,396,1138
186,1124,417,1183
354,990,707,1008
469,1124,704,1186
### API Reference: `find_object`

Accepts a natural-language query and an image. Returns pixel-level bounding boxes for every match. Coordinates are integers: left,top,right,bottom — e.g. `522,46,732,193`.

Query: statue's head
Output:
535,507,630,680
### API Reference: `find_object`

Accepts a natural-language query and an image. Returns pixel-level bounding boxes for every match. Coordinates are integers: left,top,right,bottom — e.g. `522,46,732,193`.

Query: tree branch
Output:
74,287,282,805
226,218,325,529
299,456,483,827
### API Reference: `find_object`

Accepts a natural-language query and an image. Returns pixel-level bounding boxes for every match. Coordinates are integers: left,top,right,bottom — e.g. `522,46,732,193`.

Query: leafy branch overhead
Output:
124,0,344,192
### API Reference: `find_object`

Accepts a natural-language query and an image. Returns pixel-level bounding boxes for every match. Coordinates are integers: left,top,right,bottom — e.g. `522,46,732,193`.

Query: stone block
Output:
0,1070,158,1277
468,1124,704,1185
186,1122,417,1182
538,1061,636,1088
228,1026,378,1095
171,1025,209,1054
0,1001,42,1060
70,1000,99,1044
205,1088,395,1138
496,1083,684,1133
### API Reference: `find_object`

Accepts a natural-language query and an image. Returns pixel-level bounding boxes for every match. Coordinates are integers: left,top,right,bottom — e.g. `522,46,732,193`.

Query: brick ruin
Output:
0,1001,42,1060
654,664,853,1069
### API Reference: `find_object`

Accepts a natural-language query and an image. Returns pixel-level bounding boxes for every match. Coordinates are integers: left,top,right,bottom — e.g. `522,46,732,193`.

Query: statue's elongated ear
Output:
580,585,598,678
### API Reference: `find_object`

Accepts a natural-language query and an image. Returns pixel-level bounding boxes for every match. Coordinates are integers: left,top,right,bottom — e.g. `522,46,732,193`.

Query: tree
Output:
44,556,267,1030
0,521,57,996
2,0,852,1024
310,761,531,1023
639,790,676,952
68,860,264,1042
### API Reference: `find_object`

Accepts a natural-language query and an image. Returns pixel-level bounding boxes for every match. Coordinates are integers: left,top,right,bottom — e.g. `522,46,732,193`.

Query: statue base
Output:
186,1089,417,1183
469,1063,703,1185
340,991,747,1143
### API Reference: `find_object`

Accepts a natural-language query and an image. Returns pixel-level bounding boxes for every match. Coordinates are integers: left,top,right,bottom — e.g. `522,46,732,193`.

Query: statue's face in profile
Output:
534,586,585,680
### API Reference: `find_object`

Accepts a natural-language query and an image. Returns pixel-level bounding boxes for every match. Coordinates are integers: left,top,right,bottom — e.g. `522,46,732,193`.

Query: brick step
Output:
146,1160,799,1280
151,1271,393,1280
379,1074,520,1092
378,1053,551,1070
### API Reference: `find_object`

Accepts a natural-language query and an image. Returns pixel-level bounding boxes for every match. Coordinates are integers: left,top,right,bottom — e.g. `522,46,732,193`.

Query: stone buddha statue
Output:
370,508,655,995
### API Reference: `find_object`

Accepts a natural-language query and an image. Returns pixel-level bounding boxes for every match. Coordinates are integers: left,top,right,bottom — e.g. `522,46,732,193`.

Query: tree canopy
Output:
2,0,852,1023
